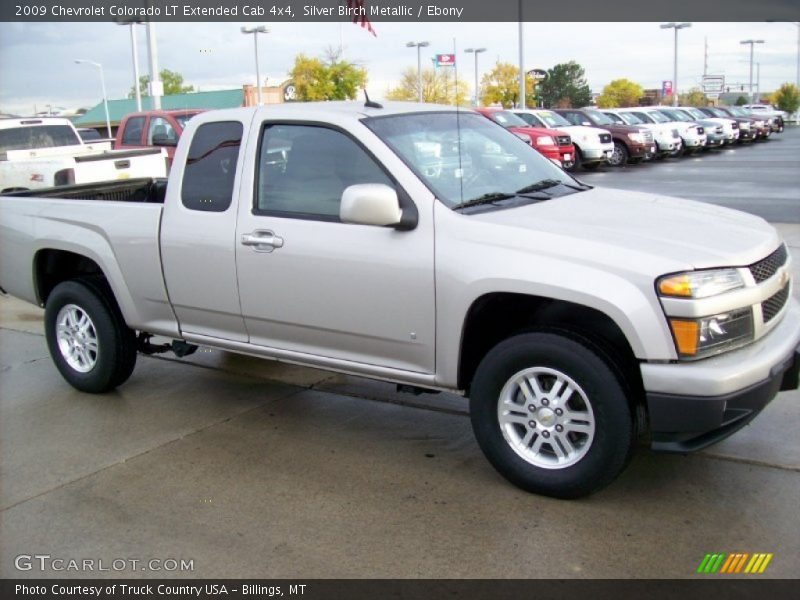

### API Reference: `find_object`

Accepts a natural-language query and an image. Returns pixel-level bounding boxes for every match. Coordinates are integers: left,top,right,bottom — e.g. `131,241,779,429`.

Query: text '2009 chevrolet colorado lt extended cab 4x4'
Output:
1,102,798,498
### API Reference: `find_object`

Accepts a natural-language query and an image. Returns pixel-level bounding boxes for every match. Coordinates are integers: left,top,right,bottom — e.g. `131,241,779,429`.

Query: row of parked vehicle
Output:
474,103,787,171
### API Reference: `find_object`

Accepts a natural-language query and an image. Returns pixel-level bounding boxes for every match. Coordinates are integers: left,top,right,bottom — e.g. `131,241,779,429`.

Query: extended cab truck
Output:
115,109,205,167
511,109,613,171
1,102,799,499
0,117,167,193
474,108,576,169
554,108,656,167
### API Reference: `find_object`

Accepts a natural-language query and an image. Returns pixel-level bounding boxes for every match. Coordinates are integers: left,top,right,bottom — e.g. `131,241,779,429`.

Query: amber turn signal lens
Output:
659,275,692,297
669,320,698,356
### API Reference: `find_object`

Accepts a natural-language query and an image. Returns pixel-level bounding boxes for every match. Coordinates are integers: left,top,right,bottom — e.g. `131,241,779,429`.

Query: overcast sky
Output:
0,20,797,114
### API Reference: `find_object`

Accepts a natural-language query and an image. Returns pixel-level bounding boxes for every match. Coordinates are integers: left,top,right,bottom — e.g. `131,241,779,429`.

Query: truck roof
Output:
232,101,461,121
0,117,76,130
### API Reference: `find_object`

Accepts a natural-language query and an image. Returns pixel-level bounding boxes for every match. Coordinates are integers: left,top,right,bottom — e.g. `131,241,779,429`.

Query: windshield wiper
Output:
454,192,517,210
516,178,590,194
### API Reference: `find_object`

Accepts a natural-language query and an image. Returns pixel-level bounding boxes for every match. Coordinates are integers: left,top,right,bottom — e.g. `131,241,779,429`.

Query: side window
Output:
121,117,145,145
181,121,243,212
256,124,393,220
605,113,623,125
147,117,177,144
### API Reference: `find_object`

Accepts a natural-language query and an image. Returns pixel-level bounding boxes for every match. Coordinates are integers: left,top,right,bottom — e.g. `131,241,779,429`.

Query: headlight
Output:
657,269,744,298
668,309,754,359
627,133,644,143
535,136,555,146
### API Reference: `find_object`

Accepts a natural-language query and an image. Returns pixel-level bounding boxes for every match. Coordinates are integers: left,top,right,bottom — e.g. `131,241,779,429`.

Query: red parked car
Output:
115,109,205,167
474,107,575,169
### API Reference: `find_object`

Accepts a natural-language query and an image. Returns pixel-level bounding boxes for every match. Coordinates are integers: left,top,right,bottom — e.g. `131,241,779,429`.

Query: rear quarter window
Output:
181,121,243,212
121,117,145,145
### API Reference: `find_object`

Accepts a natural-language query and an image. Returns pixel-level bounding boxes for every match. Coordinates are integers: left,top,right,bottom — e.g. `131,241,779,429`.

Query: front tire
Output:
608,141,629,167
45,279,137,393
469,332,634,498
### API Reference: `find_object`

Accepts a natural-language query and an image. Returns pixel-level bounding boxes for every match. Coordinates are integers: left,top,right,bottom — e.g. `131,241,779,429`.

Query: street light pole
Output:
75,59,112,138
145,22,162,110
241,26,269,105
406,41,430,103
740,39,765,105
116,22,142,112
660,22,691,107
465,47,487,107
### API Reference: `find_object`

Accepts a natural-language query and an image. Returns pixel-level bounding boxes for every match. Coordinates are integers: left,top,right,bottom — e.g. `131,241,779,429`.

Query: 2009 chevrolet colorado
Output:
1,102,798,498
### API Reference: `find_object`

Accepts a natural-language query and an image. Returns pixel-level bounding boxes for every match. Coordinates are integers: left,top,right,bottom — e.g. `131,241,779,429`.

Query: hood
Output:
468,187,780,276
560,125,609,141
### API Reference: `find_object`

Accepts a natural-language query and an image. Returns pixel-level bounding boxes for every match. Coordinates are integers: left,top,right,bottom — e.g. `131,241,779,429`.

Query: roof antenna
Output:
363,89,383,109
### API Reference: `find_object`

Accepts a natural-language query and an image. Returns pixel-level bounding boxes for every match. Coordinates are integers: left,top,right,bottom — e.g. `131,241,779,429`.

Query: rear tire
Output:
469,331,634,498
44,279,137,393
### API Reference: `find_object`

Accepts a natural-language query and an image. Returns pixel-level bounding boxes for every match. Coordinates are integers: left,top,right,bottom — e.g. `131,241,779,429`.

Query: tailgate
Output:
73,149,168,183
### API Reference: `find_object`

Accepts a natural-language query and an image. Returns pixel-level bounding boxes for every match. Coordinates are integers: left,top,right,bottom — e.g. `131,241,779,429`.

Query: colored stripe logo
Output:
697,553,773,574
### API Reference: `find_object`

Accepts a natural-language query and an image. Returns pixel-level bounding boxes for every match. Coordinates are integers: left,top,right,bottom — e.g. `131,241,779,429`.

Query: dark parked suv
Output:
555,108,656,167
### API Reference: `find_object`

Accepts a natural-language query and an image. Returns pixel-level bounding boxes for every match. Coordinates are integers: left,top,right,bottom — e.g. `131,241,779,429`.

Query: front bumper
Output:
581,146,613,162
642,299,800,452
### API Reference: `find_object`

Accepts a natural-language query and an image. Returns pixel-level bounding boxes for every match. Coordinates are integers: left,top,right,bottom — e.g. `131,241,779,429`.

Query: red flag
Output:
347,0,377,37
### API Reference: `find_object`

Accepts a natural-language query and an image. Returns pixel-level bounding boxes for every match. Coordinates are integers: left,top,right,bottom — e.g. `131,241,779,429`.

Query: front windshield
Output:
515,112,546,127
487,110,530,128
683,107,709,120
728,106,748,117
659,109,691,122
707,107,728,118
533,111,572,128
618,112,644,125
365,112,579,209
584,110,615,126
644,110,669,123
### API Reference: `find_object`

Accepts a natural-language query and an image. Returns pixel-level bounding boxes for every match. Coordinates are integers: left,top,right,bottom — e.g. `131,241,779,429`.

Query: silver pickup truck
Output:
1,102,798,498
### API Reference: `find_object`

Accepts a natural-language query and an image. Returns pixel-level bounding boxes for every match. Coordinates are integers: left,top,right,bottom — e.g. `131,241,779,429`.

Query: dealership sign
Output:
702,75,725,94
662,80,673,96
436,54,455,67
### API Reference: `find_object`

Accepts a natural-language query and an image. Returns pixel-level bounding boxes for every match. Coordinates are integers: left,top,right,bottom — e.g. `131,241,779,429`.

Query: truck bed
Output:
4,177,168,203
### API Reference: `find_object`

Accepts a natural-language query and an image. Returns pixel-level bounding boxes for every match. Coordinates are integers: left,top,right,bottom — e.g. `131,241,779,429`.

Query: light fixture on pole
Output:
660,22,691,107
241,26,269,105
116,21,142,112
75,59,112,138
406,41,430,103
465,47,487,107
740,39,765,105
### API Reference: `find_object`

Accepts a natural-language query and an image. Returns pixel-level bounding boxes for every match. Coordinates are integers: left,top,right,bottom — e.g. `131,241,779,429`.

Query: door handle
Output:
241,230,284,252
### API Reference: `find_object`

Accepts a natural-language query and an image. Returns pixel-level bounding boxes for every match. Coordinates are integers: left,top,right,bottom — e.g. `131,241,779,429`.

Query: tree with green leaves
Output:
596,79,644,108
538,61,592,109
478,62,536,108
386,67,468,105
289,52,367,101
735,96,748,106
679,88,707,106
771,83,800,115
129,69,194,98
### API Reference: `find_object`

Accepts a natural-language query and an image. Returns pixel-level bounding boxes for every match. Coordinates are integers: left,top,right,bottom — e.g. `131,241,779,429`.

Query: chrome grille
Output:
599,133,612,144
762,285,790,323
556,135,571,146
671,129,680,138
642,130,654,143
749,244,788,283
715,126,723,134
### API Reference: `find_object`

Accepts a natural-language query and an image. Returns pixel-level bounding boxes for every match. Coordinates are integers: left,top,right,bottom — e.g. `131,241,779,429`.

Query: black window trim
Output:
180,119,244,213
251,119,418,230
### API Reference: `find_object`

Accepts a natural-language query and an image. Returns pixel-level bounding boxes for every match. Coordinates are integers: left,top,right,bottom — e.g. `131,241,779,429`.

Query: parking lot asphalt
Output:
1,129,799,579
578,125,800,224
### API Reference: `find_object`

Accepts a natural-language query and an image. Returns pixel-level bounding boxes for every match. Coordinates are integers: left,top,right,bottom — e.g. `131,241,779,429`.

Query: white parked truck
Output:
0,117,167,193
0,102,797,498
